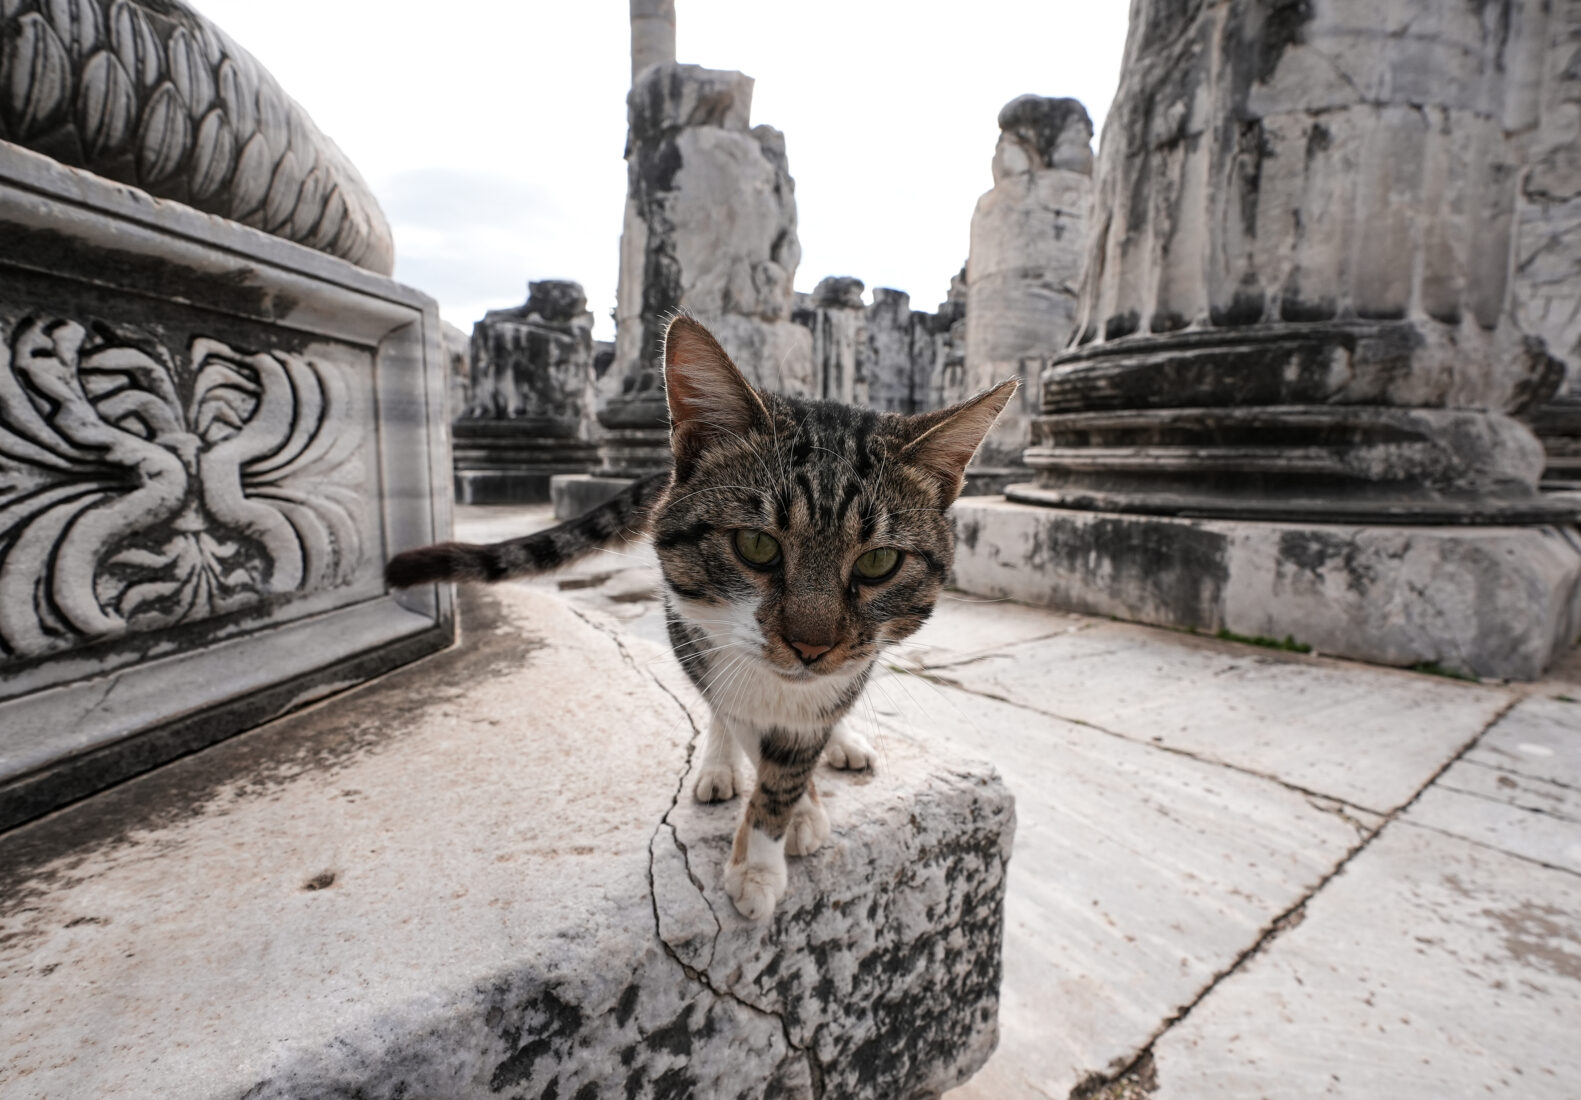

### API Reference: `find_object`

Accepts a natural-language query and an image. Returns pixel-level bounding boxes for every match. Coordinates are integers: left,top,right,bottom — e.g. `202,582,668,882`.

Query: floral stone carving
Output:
0,315,365,661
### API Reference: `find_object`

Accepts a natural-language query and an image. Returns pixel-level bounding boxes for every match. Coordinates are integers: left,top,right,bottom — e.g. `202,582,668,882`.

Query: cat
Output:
386,315,1015,920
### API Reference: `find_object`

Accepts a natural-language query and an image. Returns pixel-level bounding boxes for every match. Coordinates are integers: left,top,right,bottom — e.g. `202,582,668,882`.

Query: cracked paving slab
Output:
1148,822,1581,1098
851,671,1383,1100
0,583,1014,1099
917,620,1513,813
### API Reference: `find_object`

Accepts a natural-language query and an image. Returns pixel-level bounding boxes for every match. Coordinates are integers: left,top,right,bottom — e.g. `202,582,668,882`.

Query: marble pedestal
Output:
0,146,454,829
950,497,1581,682
452,422,596,506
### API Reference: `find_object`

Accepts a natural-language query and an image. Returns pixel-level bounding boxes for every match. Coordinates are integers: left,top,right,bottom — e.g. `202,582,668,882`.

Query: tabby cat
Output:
386,316,1014,920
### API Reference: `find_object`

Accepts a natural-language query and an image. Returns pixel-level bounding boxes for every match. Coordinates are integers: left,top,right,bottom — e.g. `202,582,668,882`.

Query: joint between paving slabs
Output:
1060,694,1528,1099
910,667,1388,819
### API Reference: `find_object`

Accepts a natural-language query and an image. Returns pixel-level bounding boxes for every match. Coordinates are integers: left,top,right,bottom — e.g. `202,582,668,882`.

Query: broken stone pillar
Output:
964,96,1093,493
925,268,971,418
453,281,598,505
953,0,1581,680
794,275,868,405
442,321,471,421
1514,0,1581,487
592,63,813,486
629,0,675,80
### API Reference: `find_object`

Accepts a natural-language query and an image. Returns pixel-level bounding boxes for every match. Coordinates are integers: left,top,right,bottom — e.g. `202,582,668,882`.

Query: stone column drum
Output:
1514,0,1581,487
453,281,598,505
964,96,1093,492
953,0,1581,680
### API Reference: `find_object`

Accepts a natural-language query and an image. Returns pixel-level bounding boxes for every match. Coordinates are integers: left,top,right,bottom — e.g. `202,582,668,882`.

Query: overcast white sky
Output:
192,2,1130,340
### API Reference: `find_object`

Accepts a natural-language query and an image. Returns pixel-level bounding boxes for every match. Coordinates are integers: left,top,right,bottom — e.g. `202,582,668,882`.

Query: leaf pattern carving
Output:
0,317,366,660
0,0,393,274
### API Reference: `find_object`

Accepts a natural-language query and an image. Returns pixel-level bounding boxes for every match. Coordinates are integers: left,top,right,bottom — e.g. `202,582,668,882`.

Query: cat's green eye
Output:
853,547,902,582
734,529,782,568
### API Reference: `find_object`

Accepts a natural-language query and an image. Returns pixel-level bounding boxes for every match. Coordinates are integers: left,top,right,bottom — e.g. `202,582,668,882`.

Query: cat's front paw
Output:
825,726,875,771
785,799,831,857
693,764,738,803
724,858,787,921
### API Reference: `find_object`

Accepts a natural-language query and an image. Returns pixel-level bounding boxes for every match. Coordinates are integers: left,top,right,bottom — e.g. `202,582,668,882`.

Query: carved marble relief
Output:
0,0,393,273
0,316,365,661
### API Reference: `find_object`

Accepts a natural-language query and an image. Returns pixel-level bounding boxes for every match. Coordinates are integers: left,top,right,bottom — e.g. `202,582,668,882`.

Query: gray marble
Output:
0,143,452,828
0,0,393,272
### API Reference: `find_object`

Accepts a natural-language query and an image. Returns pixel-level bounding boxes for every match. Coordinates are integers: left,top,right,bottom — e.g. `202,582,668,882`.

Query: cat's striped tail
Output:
384,472,672,589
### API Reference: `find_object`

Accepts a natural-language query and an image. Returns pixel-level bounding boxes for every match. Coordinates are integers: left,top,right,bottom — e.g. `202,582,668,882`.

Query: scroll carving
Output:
0,317,366,660
0,0,394,273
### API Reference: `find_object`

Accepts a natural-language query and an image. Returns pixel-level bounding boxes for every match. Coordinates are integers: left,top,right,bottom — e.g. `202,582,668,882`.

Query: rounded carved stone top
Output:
994,95,1093,177
0,0,394,274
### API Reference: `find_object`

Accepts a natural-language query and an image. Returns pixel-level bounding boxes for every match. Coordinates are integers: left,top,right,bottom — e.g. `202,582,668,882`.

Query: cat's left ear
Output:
902,379,1020,502
662,315,770,473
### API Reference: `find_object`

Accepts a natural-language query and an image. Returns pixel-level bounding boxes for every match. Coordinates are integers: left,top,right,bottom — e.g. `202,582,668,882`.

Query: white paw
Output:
724,859,787,921
785,800,831,857
826,727,875,771
693,764,738,803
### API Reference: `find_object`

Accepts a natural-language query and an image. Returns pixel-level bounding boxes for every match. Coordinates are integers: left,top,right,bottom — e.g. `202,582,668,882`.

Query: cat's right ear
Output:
662,315,769,473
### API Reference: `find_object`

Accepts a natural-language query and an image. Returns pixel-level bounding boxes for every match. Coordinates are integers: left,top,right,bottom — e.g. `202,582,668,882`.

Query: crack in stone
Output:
911,666,1392,817
567,601,828,1097
1062,695,1527,1098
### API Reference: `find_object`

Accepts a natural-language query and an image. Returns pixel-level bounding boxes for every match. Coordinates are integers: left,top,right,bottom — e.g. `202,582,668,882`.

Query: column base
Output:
451,422,596,505
550,474,639,520
950,497,1581,681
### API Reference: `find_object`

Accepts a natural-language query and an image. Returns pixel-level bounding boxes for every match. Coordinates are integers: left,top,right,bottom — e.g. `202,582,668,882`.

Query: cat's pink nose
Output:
791,640,832,663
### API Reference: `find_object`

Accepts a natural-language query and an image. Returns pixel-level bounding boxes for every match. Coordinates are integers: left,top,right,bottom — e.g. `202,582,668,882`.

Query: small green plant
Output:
1555,694,1577,704
1410,660,1479,682
1214,627,1312,654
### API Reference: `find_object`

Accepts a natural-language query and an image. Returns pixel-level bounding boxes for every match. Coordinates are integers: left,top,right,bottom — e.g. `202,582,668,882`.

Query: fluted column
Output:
1012,0,1571,525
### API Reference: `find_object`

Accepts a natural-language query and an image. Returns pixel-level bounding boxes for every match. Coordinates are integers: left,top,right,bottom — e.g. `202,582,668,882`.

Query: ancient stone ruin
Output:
953,0,1581,680
453,280,598,505
964,95,1093,491
0,0,453,825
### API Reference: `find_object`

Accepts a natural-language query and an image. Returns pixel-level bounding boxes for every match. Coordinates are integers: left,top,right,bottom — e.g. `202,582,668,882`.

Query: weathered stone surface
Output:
0,143,452,828
900,580,1510,813
1514,0,1581,477
951,496,1581,682
965,96,1092,474
1407,695,1581,874
599,60,811,478
1034,0,1566,521
0,0,393,272
1149,823,1581,1098
794,275,867,405
442,320,470,420
629,0,675,80
0,583,1012,1098
852,664,1378,1100
454,280,598,504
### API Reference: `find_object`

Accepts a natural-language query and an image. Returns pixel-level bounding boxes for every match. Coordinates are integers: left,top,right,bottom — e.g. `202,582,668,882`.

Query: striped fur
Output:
384,472,670,588
383,315,1013,922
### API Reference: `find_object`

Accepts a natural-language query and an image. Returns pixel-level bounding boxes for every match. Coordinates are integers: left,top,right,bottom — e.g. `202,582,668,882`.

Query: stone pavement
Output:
468,504,1581,1100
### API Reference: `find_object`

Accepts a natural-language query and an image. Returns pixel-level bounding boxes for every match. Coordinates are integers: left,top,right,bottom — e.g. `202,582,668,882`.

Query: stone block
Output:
950,496,1581,681
0,584,1013,1099
0,144,453,829
551,473,636,520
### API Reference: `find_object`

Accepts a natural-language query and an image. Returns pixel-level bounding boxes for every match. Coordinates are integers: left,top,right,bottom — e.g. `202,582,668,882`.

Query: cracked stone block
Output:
0,584,1012,1099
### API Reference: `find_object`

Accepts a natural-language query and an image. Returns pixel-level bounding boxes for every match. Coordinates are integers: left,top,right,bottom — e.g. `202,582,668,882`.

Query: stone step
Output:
0,584,1012,1100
